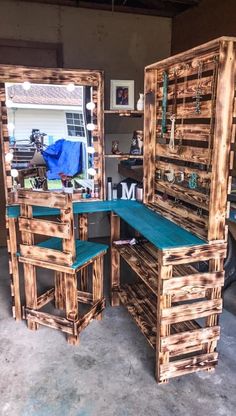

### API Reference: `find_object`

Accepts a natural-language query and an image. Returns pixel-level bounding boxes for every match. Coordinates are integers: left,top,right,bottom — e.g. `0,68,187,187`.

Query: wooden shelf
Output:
115,243,158,295
105,154,143,159
118,163,143,182
118,283,157,349
104,110,143,117
118,282,201,350
115,242,199,296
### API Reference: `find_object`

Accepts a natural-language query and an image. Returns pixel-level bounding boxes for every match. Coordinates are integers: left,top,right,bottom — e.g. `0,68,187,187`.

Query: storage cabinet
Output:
111,37,236,382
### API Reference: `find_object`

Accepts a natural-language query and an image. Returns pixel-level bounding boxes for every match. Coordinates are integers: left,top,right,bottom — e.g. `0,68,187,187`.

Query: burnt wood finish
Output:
144,37,235,242
93,256,103,320
79,214,88,291
117,243,225,382
110,212,121,306
3,62,104,320
114,37,234,383
17,189,107,344
6,217,21,320
0,65,104,203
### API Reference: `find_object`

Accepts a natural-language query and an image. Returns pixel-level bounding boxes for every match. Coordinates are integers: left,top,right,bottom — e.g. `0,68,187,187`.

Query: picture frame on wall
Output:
110,80,134,110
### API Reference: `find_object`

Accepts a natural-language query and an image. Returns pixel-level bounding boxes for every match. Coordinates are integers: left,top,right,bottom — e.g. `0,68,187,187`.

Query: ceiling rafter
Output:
14,0,201,17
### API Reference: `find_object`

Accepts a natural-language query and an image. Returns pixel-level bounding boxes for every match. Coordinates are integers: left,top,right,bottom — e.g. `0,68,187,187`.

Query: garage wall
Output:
172,0,236,54
0,0,171,114
0,0,171,243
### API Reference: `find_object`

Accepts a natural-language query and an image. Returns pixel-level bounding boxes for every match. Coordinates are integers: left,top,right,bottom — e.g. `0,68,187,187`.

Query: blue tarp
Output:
42,139,86,179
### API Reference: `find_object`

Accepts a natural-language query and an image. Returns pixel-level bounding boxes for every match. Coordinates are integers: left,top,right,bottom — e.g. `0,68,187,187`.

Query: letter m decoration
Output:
120,182,137,200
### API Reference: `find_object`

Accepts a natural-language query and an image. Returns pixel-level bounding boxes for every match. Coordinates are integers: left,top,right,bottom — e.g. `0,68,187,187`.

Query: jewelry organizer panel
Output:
144,37,236,241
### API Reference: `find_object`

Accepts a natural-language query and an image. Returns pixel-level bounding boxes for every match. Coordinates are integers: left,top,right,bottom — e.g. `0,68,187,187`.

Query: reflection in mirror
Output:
5,82,97,197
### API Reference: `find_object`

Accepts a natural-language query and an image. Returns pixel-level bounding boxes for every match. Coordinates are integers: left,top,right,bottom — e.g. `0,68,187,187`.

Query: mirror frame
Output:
0,64,105,204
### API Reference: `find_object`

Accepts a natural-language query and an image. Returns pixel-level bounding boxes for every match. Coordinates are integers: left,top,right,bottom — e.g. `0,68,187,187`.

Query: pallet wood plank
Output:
156,123,211,142
160,352,218,380
161,243,227,266
111,213,121,306
160,326,220,356
24,308,74,335
157,75,213,101
76,299,106,333
208,40,236,240
19,217,71,239
37,288,55,309
150,199,208,239
155,180,209,211
18,189,70,209
143,69,157,204
161,298,222,325
156,143,211,165
20,245,73,266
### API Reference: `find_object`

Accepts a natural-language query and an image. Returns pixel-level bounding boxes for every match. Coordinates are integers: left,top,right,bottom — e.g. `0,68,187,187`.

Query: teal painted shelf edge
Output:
6,199,207,250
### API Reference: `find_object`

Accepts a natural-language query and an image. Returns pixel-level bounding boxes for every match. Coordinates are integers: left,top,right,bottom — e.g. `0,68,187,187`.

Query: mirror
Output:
0,65,104,204
6,83,97,195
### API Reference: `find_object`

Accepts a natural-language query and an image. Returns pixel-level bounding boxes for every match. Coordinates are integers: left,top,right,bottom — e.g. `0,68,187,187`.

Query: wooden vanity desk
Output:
3,37,236,383
7,199,226,382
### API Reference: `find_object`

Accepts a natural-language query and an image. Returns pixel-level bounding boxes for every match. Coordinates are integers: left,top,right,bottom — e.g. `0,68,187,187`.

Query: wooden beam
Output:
18,0,179,17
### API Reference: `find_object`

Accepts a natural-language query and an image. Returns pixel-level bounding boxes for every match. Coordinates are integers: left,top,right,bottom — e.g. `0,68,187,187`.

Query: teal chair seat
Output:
37,237,108,269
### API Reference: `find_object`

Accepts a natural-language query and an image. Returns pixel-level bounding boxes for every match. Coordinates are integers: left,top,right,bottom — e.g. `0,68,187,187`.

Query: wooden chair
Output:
18,189,108,345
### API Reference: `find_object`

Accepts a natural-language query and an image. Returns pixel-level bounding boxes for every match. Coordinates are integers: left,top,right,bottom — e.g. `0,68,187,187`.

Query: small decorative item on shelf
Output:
94,186,99,198
111,140,122,155
130,130,143,155
107,177,113,201
136,183,143,201
112,184,118,200
60,173,74,194
164,169,175,183
110,80,134,110
120,182,137,200
156,169,162,180
30,176,47,190
136,93,144,111
176,171,185,183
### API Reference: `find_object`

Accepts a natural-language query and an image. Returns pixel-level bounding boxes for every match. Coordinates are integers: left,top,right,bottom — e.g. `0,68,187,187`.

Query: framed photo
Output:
110,80,134,110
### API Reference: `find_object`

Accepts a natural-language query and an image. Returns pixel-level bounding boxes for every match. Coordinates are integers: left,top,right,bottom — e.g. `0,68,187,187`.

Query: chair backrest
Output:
18,189,75,266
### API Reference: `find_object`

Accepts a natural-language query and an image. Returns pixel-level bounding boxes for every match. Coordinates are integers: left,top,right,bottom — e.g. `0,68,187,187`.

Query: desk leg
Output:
7,217,22,320
110,212,120,306
156,255,172,384
65,272,79,345
79,214,88,291
93,256,103,320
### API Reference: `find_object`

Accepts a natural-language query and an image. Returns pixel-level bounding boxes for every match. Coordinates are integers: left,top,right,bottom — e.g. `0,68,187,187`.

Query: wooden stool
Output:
18,189,108,345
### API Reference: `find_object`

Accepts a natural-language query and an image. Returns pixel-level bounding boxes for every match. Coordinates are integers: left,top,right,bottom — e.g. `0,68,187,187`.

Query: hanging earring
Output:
176,171,185,183
169,114,176,150
195,61,203,114
156,169,162,180
189,173,198,189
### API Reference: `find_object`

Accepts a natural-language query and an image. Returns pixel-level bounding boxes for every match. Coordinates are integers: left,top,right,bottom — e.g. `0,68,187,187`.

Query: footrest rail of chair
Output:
37,288,55,309
76,298,106,333
24,308,75,335
24,298,105,336
77,290,93,305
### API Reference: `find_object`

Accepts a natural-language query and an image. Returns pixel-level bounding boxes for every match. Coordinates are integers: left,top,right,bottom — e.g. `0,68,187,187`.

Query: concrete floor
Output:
1,246,236,416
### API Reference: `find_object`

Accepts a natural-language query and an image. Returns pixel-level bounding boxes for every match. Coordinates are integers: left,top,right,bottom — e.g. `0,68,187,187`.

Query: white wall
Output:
8,108,68,143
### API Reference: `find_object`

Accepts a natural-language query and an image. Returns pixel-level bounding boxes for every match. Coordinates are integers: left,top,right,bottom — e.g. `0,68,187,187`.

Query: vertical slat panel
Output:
111,212,120,306
79,213,88,291
143,69,157,204
208,40,236,241
156,251,172,384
